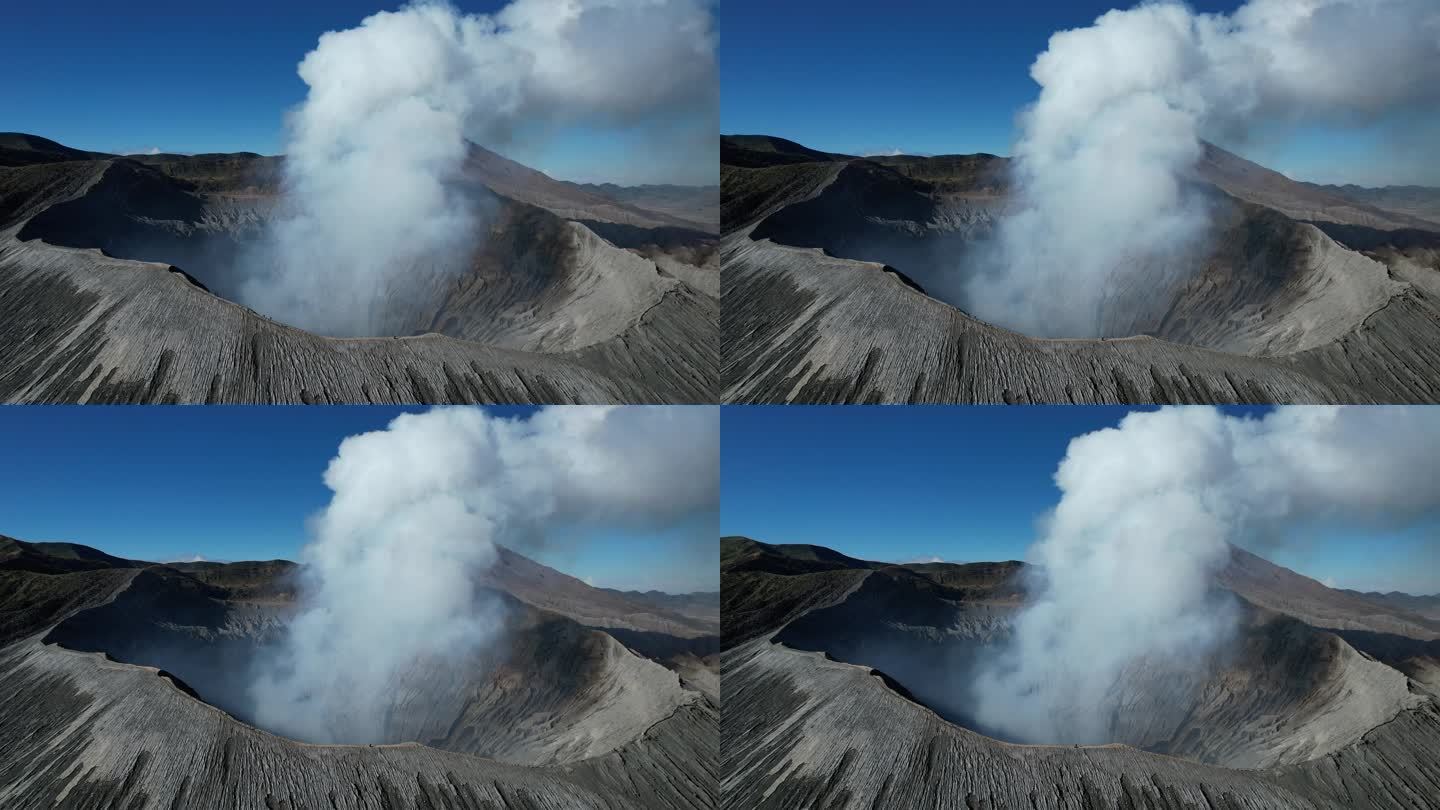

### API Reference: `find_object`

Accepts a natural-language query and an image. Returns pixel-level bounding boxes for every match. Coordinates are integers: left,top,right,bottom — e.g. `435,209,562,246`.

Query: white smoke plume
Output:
249,405,719,744
961,0,1440,338
972,406,1440,745
239,0,716,337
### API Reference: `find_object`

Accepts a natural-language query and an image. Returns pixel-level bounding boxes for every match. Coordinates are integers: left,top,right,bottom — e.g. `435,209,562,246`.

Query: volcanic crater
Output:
720,135,1440,403
0,133,719,403
720,536,1440,809
0,534,719,808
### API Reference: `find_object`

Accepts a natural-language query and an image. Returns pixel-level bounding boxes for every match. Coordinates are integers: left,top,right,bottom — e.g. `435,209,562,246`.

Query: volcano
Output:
0,133,718,404
0,534,718,809
719,536,1440,808
720,135,1440,403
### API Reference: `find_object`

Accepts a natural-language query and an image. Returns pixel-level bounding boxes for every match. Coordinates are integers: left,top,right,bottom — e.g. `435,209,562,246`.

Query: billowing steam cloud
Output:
240,0,716,337
249,405,719,744
972,406,1440,745
962,0,1440,338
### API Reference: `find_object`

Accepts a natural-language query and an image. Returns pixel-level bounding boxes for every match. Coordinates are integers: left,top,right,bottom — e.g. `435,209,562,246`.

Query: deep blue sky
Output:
1,0,707,184
0,407,717,593
719,0,1412,185
8,0,1413,185
4,1,404,155
721,406,1439,594
721,0,1234,157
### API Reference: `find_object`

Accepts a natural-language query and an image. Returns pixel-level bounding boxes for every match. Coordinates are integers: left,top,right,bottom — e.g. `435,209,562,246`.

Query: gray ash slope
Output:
0,535,718,809
0,133,718,404
720,536,1440,809
721,135,1440,404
